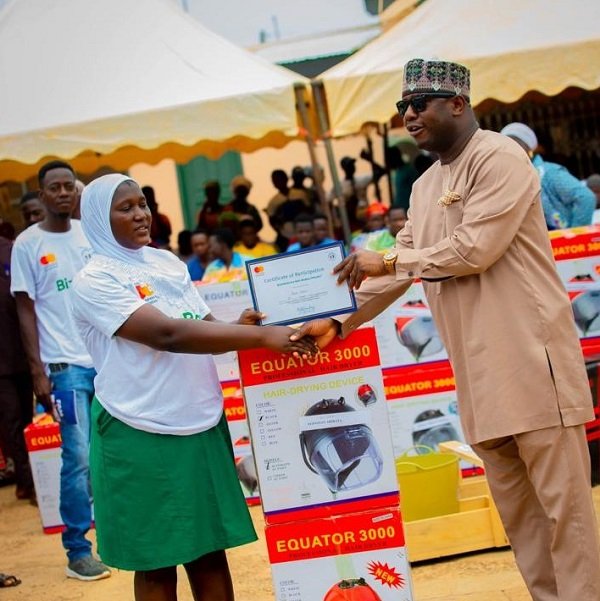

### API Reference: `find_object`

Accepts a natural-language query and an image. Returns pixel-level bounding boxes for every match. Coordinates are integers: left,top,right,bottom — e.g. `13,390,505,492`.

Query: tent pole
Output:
293,83,334,238
311,80,353,247
382,123,394,205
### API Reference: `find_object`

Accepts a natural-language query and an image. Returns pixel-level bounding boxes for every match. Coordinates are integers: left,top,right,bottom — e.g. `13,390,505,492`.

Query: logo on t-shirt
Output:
135,283,155,301
182,311,201,320
40,253,56,266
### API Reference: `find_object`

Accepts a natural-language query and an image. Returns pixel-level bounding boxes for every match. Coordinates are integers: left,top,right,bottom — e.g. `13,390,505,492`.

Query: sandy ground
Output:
1,485,598,601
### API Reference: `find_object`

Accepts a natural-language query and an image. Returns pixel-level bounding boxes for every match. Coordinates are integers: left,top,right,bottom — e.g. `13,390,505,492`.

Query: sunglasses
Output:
396,93,456,117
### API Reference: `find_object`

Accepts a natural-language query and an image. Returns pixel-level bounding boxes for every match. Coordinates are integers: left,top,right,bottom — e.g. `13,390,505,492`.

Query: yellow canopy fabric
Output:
0,0,306,181
321,0,600,137
379,0,420,32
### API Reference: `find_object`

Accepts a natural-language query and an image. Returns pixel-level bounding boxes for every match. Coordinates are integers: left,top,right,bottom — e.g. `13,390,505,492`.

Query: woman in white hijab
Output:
71,174,316,601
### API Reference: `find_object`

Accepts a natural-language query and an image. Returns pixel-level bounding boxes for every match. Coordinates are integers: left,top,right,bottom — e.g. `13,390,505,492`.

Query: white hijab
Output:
80,174,191,303
81,173,189,286
80,173,148,264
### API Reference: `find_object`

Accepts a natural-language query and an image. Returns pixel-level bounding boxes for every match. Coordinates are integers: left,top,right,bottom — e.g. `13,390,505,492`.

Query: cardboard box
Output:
585,362,600,485
222,382,260,505
24,417,64,533
382,362,466,457
265,505,413,601
371,282,448,370
238,328,400,523
550,226,600,287
567,288,600,341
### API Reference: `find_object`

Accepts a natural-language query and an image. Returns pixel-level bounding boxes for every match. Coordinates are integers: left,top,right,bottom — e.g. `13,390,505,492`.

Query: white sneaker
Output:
65,556,111,581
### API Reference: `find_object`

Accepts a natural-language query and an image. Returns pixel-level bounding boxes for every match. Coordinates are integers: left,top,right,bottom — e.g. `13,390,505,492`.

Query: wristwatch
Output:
382,250,398,274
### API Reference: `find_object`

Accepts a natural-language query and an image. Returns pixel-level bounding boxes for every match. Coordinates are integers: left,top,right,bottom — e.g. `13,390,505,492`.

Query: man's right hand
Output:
333,249,387,289
290,318,339,350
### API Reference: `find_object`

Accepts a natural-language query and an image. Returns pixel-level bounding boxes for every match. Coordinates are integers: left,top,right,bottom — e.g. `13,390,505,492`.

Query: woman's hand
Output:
237,308,265,325
262,326,318,357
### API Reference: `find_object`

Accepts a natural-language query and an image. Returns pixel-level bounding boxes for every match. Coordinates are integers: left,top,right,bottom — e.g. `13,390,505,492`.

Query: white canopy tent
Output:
320,0,600,137
0,0,308,181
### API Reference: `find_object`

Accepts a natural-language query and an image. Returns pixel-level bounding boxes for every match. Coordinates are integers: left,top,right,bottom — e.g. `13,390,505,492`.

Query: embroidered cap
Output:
402,58,470,99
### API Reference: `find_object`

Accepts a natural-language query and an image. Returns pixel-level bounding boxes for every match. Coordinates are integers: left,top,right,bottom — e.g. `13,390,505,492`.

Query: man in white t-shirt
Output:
10,161,110,582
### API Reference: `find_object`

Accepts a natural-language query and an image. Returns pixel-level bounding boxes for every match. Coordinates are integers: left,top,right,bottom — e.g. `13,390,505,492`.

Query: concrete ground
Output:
1,484,598,601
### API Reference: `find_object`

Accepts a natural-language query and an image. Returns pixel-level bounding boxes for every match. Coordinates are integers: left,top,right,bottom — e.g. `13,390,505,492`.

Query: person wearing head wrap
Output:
71,174,316,601
501,122,595,230
292,58,600,601
350,202,389,252
362,207,408,254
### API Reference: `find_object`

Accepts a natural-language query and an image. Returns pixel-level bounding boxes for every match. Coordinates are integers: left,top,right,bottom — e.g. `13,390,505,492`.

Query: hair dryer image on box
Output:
323,578,383,601
395,315,444,361
357,384,377,407
569,274,595,283
299,398,383,494
412,410,459,452
572,290,600,334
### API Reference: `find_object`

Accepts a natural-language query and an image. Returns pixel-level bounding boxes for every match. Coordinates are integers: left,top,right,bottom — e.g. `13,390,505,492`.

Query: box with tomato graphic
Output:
265,505,413,601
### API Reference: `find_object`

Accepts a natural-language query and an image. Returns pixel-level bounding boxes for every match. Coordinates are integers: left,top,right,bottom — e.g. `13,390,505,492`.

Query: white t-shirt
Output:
10,221,94,367
71,251,223,435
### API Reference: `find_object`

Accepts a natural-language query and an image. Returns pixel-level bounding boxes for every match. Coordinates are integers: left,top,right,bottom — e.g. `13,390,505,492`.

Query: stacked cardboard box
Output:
368,225,600,486
382,362,474,470
196,280,260,504
238,328,414,601
371,282,447,370
550,225,600,481
222,383,260,505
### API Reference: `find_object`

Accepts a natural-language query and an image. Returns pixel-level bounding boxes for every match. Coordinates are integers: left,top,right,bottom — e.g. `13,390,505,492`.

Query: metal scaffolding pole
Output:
293,83,334,238
311,80,352,247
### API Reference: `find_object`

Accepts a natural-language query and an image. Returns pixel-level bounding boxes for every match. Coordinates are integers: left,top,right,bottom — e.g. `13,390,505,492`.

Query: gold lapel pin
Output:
438,190,462,207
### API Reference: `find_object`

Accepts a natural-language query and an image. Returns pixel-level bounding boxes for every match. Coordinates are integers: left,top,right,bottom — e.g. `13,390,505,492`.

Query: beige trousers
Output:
473,425,600,601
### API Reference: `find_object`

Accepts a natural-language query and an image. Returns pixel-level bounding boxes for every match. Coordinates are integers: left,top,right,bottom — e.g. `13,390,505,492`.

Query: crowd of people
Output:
167,145,599,287
0,57,600,601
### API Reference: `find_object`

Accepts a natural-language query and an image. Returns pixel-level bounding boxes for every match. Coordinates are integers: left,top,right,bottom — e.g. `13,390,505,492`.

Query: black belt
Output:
48,363,69,373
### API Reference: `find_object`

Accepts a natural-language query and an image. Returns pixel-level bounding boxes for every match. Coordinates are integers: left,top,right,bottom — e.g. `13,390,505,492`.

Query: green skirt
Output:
90,398,257,571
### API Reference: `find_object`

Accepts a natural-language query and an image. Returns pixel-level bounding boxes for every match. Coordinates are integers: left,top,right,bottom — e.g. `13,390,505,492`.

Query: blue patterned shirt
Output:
533,154,595,230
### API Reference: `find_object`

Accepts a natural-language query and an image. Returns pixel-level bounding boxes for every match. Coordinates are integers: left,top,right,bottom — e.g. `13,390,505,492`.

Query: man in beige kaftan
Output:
293,59,600,601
